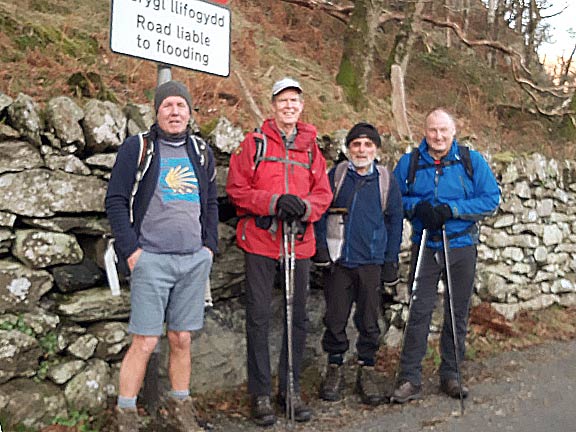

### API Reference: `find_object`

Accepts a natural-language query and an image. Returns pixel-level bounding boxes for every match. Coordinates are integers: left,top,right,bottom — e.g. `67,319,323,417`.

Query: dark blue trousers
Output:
399,244,477,386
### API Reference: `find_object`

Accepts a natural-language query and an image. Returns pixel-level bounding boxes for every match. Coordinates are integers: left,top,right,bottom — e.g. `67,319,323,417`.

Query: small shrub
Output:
52,410,98,432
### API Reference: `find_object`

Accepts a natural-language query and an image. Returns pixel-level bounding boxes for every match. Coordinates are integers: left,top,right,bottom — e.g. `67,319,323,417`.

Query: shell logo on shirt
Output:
160,157,199,202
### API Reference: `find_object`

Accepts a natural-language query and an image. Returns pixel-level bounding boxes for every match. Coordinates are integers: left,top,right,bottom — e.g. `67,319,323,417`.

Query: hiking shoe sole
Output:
390,391,422,404
252,415,276,427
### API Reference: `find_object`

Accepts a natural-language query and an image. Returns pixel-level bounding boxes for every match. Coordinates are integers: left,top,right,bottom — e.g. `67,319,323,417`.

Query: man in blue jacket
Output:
105,81,218,432
390,108,499,403
314,122,404,405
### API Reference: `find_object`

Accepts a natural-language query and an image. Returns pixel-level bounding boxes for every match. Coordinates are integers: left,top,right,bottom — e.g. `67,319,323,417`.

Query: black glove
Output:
276,194,306,222
381,261,399,286
312,247,331,267
433,204,452,227
414,201,440,230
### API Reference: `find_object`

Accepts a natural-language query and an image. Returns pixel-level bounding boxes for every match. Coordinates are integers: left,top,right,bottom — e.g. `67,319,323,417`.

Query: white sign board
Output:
110,0,230,77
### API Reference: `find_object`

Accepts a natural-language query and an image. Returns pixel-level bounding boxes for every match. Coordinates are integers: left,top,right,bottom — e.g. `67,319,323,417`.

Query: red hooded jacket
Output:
226,119,332,259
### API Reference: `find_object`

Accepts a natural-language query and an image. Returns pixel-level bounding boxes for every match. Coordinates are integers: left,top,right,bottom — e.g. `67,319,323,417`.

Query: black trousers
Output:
399,244,477,386
321,264,382,363
244,252,310,397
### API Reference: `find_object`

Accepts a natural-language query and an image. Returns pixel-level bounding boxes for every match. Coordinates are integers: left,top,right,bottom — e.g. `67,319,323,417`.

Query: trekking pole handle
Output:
411,229,428,295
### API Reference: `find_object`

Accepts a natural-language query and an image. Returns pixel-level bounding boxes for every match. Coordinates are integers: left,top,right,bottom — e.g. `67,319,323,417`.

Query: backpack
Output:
325,161,391,262
407,145,481,242
105,130,211,294
128,131,209,223
407,145,473,187
252,128,313,171
332,160,391,213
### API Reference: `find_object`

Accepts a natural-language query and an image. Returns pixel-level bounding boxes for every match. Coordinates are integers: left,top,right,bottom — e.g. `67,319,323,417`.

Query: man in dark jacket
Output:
105,81,218,432
390,108,499,404
226,77,332,426
313,122,404,405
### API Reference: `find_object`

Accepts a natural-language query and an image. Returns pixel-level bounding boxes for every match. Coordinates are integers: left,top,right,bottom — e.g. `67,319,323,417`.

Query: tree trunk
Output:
513,0,525,33
391,64,412,140
462,0,470,33
487,0,498,67
524,0,540,65
445,0,452,48
560,44,576,86
336,0,384,110
386,0,425,76
387,0,425,140
560,92,576,140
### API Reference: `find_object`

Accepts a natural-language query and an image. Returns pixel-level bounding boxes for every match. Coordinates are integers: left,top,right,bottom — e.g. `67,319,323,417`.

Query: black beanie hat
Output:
345,122,381,147
154,80,192,114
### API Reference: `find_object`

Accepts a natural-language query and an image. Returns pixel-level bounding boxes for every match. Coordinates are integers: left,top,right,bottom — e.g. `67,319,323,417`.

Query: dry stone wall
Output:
0,91,575,428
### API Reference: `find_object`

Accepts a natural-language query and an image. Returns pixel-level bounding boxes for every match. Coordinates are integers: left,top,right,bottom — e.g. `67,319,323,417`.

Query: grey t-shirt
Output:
139,140,203,254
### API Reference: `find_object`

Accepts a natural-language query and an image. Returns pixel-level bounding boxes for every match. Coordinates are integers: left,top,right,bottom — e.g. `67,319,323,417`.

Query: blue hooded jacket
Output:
316,162,404,267
393,138,500,250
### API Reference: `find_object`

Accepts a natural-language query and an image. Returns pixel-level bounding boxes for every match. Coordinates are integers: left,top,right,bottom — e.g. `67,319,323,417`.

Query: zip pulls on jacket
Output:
341,177,367,263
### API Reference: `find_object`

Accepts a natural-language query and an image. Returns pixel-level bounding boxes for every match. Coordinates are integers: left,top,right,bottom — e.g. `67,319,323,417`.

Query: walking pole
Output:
283,221,296,427
441,227,465,415
392,229,428,389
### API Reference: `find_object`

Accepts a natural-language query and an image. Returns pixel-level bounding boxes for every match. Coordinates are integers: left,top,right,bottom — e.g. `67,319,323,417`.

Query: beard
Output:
350,155,375,169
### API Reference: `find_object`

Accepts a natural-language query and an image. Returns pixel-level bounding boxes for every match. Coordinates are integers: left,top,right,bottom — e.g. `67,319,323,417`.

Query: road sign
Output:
110,0,231,77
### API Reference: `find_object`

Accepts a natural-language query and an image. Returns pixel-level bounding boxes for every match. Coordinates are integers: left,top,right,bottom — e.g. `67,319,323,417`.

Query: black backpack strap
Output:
253,128,267,171
457,145,474,179
407,148,420,186
252,127,313,171
130,132,154,224
407,146,474,188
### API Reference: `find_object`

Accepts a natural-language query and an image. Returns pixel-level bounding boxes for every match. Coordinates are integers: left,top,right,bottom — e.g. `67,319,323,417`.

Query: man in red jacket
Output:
226,77,332,426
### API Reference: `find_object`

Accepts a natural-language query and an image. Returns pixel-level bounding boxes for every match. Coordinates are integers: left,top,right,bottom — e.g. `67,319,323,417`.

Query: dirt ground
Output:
122,305,576,432
205,338,576,432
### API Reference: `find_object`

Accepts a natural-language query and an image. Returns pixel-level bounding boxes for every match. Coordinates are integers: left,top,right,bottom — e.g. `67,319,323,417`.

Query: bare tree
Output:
279,0,574,124
335,0,385,109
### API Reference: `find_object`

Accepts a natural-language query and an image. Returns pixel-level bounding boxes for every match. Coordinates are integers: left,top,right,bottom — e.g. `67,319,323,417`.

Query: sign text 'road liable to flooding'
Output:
110,0,231,77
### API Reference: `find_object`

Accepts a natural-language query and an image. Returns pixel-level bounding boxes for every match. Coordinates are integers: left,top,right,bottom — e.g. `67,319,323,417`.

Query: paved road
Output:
337,339,576,432
208,339,576,432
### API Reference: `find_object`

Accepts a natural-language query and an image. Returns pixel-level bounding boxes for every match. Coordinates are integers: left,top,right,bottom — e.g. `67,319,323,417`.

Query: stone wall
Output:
1,92,575,428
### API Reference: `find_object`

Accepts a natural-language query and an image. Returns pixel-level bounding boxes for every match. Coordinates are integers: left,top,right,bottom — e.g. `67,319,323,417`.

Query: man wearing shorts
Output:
105,80,218,432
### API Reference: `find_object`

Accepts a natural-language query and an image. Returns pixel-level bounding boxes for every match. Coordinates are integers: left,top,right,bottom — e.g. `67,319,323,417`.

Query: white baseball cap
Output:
272,77,303,97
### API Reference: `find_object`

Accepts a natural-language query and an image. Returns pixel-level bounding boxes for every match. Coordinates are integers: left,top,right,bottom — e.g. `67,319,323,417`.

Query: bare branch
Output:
377,9,404,25
511,62,573,99
279,0,352,23
280,0,574,118
522,86,570,117
234,71,264,125
419,14,529,72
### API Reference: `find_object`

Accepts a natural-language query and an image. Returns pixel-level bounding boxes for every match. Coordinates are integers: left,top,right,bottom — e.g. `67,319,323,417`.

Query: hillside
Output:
0,0,569,157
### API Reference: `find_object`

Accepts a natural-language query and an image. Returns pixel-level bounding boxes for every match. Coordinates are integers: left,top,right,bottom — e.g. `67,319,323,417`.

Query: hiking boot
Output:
277,393,312,423
114,407,139,432
251,395,276,427
320,363,344,401
163,396,203,432
355,366,384,406
440,378,469,399
390,379,422,404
